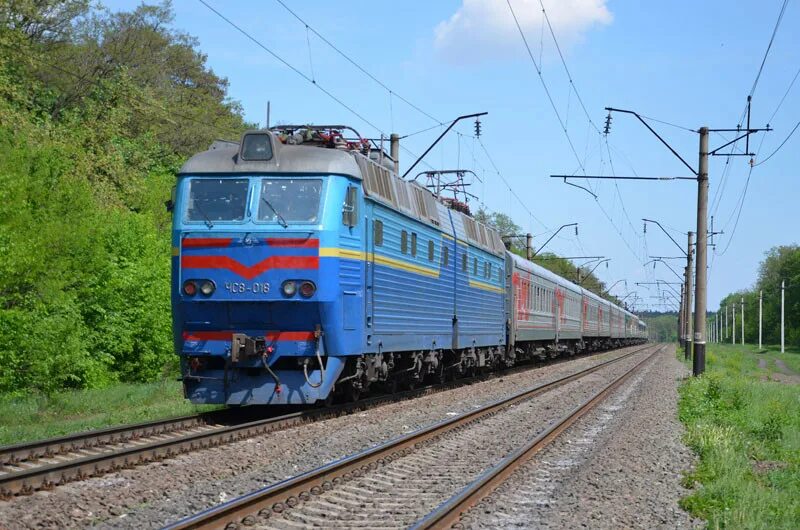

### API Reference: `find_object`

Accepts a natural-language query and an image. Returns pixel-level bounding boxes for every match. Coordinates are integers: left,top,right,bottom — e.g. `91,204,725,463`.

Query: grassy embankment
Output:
0,381,219,446
678,343,800,528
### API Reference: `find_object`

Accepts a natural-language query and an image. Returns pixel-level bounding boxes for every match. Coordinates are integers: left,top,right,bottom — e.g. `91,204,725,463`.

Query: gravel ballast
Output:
466,344,700,529
0,346,645,529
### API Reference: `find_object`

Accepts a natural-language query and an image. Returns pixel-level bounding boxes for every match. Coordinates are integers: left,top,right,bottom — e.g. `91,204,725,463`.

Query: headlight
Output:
199,280,215,296
183,280,197,296
299,281,316,298
282,280,297,297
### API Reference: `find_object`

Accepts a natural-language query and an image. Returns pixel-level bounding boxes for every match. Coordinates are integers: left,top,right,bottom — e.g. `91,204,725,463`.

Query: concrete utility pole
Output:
725,305,728,340
732,302,737,345
679,284,685,348
759,290,763,350
781,280,785,353
741,296,745,345
693,127,709,376
685,232,694,361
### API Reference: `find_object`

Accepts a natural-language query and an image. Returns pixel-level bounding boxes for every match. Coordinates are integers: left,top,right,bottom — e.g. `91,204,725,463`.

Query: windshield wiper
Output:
192,202,214,229
261,197,288,228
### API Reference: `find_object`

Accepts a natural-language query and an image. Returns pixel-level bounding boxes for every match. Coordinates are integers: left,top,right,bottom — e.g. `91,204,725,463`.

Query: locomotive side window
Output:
442,245,449,266
411,233,417,257
401,230,408,254
186,178,249,222
374,219,384,246
258,179,322,223
342,186,358,227
428,240,435,261
473,257,478,276
462,253,467,273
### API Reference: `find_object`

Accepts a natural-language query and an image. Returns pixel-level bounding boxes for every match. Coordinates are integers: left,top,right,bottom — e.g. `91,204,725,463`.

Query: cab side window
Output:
374,220,384,246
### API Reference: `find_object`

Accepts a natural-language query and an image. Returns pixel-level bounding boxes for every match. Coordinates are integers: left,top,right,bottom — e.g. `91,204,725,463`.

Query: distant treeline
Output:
716,245,800,347
0,1,251,395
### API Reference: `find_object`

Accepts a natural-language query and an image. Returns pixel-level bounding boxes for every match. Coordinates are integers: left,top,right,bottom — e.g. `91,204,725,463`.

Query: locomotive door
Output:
365,210,376,338
448,210,459,350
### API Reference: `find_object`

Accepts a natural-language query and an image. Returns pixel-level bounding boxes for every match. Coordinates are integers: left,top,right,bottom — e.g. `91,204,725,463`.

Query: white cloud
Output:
433,0,612,64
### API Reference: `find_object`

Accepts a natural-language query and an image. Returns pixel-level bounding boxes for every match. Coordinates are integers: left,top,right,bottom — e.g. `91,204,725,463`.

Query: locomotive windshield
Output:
186,178,248,222
258,178,322,223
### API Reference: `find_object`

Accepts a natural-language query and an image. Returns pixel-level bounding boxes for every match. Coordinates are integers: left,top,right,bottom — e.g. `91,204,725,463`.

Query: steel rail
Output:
0,412,230,466
414,344,664,529
0,343,647,498
163,343,658,530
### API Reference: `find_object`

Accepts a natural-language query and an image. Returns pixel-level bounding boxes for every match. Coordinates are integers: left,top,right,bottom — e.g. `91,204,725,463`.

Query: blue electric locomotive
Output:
172,126,507,405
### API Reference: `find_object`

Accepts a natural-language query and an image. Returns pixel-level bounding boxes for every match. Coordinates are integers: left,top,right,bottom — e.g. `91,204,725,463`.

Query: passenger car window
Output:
258,179,322,223
186,178,248,222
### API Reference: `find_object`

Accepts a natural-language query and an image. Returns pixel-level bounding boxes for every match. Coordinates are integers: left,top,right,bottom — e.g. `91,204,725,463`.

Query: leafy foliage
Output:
678,345,800,528
718,245,800,347
0,1,249,395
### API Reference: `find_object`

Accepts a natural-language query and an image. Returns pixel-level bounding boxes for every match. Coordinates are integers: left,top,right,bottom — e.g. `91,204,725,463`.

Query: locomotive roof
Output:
179,132,363,178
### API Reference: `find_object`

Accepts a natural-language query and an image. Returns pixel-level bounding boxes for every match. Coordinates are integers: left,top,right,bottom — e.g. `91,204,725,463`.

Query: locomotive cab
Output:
172,130,367,405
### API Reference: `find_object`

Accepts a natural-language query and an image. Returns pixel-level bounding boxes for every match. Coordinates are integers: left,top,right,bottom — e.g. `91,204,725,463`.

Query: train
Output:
171,126,647,406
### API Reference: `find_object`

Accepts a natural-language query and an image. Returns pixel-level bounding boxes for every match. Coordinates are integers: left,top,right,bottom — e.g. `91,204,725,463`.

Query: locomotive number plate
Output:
224,281,270,294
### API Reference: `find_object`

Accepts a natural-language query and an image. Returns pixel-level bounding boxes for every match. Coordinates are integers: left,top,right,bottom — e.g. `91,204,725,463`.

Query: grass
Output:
678,343,800,529
0,380,220,446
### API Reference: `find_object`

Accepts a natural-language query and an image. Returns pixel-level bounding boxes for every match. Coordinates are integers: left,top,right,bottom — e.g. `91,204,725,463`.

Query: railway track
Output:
163,343,662,530
0,344,645,498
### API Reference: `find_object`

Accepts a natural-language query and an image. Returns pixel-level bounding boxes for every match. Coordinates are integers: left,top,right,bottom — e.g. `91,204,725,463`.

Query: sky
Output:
108,0,799,313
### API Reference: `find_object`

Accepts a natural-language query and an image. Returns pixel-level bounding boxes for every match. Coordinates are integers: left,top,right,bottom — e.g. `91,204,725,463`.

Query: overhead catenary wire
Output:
478,138,549,230
273,0,443,126
525,0,649,263
197,0,386,137
713,0,792,254
753,118,800,166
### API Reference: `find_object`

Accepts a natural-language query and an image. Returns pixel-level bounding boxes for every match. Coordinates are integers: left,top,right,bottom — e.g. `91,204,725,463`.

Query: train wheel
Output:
346,384,361,402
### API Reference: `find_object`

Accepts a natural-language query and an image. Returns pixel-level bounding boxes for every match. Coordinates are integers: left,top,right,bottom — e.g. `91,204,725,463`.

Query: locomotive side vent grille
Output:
463,215,478,241
394,179,413,212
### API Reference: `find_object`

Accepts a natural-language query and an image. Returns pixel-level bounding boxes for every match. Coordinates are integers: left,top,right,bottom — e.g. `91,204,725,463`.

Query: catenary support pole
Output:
679,284,685,347
741,296,744,345
693,127,708,376
733,303,736,344
759,290,763,350
725,305,728,339
781,280,785,353
685,232,694,361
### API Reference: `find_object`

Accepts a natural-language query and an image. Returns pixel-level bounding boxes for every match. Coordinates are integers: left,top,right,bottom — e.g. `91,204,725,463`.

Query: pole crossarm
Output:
605,107,698,176
642,219,688,257
531,223,578,257
561,178,598,198
644,258,684,280
578,258,611,285
401,112,487,179
552,175,696,181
